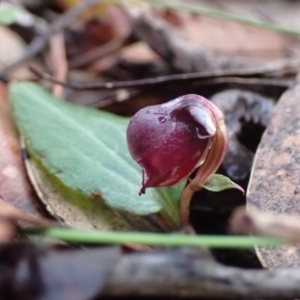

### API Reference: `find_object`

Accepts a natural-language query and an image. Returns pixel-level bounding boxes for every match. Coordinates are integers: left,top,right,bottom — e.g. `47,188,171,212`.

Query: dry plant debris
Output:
1,0,300,299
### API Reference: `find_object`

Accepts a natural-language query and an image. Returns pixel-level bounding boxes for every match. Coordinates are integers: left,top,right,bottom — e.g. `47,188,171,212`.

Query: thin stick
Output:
0,196,57,228
69,37,128,68
87,77,289,108
49,33,68,98
29,59,299,91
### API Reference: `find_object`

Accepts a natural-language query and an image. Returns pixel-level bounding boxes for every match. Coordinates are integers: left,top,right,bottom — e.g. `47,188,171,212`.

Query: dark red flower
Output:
127,94,228,195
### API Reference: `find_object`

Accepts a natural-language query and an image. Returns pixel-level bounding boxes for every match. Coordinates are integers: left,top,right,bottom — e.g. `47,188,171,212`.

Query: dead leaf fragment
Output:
0,196,57,242
0,196,57,228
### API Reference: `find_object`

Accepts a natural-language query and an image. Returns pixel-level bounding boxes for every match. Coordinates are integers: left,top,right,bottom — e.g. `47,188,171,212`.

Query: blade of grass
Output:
137,0,300,36
28,228,286,248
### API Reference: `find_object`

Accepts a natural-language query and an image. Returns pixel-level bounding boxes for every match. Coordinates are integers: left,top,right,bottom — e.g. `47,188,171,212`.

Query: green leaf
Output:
0,6,23,25
9,82,184,229
200,174,244,193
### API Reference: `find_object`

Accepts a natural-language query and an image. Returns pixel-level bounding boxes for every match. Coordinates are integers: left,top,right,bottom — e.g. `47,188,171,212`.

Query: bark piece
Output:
247,72,300,267
104,247,300,298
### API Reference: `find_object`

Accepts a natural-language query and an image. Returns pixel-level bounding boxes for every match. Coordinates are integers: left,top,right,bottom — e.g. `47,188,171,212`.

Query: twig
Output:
104,248,300,298
29,59,299,91
231,206,300,243
49,32,68,98
88,88,140,108
86,77,289,108
69,37,128,69
0,196,57,228
0,0,102,78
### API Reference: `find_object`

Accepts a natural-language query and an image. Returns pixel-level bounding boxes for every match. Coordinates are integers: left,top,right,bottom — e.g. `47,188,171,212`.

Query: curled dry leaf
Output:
247,72,300,267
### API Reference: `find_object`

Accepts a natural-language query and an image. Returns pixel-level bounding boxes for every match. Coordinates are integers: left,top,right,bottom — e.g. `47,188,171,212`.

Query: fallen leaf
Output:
9,82,184,231
247,73,300,268
173,15,295,62
162,0,300,62
0,82,46,218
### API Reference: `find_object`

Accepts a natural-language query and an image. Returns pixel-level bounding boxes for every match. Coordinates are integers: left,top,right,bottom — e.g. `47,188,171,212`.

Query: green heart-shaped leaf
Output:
200,174,244,193
10,82,183,229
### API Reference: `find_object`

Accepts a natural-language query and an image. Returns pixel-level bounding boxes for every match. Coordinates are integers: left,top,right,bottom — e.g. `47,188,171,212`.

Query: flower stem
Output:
180,184,196,226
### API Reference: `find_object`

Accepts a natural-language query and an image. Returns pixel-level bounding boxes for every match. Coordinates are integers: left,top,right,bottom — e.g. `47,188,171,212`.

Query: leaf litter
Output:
1,0,300,298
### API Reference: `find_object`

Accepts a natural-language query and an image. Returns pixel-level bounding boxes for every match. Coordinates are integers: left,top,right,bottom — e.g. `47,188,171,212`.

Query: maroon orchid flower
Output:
126,94,228,198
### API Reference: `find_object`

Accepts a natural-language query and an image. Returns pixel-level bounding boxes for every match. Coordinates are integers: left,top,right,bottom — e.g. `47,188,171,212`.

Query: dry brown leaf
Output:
173,15,294,62
0,84,57,241
0,82,47,217
247,73,300,268
161,0,300,62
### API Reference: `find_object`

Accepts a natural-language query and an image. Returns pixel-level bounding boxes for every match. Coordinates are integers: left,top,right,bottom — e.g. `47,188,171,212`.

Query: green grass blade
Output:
30,228,286,248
